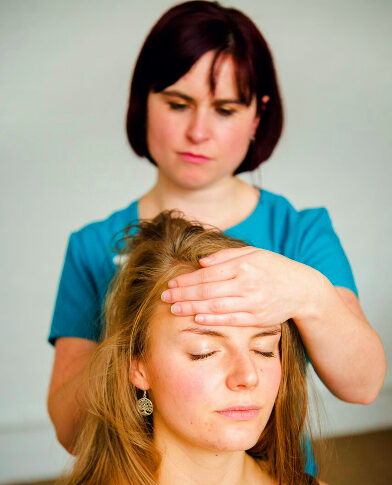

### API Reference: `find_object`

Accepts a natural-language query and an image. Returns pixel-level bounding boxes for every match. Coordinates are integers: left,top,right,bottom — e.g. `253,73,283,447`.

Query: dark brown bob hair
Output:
126,0,284,174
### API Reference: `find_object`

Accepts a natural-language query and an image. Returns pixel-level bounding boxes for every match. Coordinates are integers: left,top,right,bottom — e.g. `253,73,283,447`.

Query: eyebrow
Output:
178,326,281,339
161,89,246,106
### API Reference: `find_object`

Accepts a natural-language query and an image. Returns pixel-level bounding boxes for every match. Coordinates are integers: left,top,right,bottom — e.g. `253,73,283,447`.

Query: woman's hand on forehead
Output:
160,246,322,327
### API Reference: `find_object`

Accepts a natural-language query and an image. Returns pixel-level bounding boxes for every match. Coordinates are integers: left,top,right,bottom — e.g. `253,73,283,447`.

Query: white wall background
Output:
1,0,391,482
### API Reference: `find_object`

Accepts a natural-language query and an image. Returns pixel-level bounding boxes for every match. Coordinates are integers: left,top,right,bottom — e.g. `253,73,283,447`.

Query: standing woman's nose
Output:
226,351,259,391
185,107,211,144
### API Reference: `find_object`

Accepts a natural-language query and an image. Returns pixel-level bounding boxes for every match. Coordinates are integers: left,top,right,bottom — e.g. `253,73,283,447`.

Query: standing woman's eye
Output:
216,107,236,116
168,102,188,111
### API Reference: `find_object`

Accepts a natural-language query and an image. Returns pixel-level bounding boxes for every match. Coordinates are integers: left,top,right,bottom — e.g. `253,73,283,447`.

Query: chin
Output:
174,174,204,186
204,430,261,453
209,439,260,453
165,164,222,189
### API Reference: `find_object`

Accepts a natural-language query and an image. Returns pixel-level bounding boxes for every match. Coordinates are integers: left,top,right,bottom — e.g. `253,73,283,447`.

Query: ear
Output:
129,357,150,390
252,114,260,138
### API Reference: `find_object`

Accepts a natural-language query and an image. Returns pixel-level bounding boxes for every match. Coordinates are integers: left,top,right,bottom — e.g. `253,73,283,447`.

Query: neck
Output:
139,172,259,231
155,442,265,485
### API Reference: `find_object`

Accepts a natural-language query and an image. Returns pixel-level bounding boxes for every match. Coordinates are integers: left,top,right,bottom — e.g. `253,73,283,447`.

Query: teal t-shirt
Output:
49,188,358,345
48,188,358,476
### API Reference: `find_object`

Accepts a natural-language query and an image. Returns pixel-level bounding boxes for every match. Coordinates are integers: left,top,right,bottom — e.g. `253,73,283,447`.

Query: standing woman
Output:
47,0,386,475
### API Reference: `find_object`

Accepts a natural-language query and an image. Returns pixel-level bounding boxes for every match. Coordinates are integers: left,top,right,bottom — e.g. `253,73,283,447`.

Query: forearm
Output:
47,370,87,455
293,271,386,404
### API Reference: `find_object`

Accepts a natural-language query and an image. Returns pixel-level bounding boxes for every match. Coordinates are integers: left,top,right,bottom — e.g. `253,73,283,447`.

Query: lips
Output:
216,406,261,420
178,152,211,164
218,405,260,412
179,152,210,159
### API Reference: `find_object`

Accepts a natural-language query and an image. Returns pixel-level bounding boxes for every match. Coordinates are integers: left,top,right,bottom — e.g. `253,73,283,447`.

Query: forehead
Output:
149,303,198,338
149,303,281,343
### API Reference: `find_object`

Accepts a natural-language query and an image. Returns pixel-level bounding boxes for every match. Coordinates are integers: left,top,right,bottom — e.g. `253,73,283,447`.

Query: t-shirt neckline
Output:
135,187,263,234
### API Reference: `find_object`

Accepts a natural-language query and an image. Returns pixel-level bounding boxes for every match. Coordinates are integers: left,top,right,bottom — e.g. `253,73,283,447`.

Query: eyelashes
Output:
189,350,276,361
189,352,214,361
168,102,236,117
168,102,186,111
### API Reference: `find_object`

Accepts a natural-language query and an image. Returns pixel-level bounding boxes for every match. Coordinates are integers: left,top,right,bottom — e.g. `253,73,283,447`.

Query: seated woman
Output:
58,211,324,485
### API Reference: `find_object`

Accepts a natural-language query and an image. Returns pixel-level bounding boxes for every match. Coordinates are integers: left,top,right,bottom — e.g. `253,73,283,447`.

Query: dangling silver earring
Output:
137,390,153,416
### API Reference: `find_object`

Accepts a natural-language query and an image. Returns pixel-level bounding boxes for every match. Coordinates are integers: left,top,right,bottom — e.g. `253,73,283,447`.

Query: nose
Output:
185,109,211,144
226,351,259,391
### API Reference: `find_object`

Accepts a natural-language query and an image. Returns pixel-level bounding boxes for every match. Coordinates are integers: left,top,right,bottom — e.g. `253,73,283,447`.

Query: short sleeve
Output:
295,208,359,298
48,233,103,345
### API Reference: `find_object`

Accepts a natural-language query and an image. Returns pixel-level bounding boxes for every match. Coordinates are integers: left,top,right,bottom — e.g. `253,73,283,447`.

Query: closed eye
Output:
167,102,235,117
189,350,276,361
255,351,275,358
189,351,216,361
216,107,235,116
168,101,188,111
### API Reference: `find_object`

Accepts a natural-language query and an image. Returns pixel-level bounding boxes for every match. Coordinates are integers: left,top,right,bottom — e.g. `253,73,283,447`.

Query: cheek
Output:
263,361,282,402
147,111,170,149
272,364,282,393
172,370,210,402
149,357,220,411
147,106,181,153
216,119,254,158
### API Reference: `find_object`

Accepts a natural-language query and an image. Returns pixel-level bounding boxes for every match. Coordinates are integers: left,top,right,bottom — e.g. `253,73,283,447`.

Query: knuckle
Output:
199,269,209,283
238,261,251,273
210,299,225,313
201,284,212,299
196,285,204,299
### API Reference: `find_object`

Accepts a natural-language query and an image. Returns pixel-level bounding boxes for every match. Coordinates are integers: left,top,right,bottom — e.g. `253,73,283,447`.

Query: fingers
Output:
194,313,286,326
167,248,259,289
198,246,258,266
167,262,237,289
193,312,260,326
169,297,246,316
162,280,239,303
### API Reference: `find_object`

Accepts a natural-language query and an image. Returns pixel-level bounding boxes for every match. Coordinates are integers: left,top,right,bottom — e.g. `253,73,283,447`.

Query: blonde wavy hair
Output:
57,211,317,485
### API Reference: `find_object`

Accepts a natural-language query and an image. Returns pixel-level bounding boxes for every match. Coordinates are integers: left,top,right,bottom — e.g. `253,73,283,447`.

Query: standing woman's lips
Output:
178,152,211,164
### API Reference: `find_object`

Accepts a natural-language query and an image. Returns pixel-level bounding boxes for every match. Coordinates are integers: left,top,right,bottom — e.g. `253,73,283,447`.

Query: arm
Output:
160,246,386,405
47,337,98,454
293,271,386,404
47,229,106,452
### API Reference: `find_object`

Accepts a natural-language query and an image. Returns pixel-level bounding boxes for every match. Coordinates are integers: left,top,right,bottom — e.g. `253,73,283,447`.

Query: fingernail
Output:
171,305,181,314
200,255,214,263
195,315,204,323
161,291,171,302
168,280,177,288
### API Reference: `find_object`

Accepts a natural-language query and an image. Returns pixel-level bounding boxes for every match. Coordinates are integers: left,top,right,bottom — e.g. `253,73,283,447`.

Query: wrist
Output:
293,265,333,324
